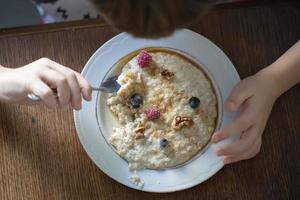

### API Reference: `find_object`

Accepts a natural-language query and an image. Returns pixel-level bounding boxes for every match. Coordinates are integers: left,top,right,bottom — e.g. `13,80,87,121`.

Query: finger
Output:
215,125,259,156
29,79,58,108
65,73,82,110
222,155,239,165
74,71,92,101
225,79,253,112
46,62,82,110
39,68,71,108
223,136,261,165
211,107,253,143
240,136,262,159
45,59,92,102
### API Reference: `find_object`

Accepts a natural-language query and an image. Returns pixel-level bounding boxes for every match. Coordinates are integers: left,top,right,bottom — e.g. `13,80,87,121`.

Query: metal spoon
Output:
27,75,120,101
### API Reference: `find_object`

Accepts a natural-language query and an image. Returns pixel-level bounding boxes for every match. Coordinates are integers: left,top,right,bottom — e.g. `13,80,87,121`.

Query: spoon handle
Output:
27,86,110,101
91,86,109,92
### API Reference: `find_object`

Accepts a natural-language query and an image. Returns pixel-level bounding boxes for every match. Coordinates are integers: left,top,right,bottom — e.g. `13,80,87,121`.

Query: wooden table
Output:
0,2,299,199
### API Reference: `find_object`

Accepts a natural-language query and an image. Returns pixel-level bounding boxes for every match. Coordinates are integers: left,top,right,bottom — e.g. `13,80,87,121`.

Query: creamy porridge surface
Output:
107,50,217,171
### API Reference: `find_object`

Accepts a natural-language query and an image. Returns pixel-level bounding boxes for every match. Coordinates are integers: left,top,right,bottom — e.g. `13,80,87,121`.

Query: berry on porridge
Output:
145,106,160,120
137,50,152,68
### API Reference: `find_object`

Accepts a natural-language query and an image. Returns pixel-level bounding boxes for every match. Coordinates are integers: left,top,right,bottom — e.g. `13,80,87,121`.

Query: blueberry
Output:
189,97,200,108
130,94,143,108
160,138,168,148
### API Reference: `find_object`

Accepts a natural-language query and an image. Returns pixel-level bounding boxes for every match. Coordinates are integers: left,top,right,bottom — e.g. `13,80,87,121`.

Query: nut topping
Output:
172,116,193,130
161,69,174,80
134,126,145,139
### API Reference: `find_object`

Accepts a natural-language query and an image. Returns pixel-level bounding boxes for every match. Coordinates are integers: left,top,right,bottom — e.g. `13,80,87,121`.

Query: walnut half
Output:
134,126,145,140
172,116,193,130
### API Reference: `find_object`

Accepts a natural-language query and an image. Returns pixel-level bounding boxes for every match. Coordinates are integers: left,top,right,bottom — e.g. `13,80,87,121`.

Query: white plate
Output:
74,29,240,193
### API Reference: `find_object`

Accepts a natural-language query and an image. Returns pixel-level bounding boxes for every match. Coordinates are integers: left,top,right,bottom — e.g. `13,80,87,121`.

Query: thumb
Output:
225,79,253,112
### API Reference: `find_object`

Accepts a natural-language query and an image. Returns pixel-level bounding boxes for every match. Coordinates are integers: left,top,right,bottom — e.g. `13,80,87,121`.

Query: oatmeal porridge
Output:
107,49,218,171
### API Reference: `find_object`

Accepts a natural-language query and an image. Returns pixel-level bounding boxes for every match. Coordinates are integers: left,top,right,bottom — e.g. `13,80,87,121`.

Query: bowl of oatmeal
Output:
101,48,220,172
74,29,240,192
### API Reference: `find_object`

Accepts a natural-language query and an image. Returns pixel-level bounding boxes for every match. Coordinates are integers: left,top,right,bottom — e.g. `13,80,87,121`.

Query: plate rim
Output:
73,29,241,193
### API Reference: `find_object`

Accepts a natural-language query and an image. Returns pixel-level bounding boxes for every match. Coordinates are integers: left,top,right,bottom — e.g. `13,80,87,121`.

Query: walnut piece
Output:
134,126,145,139
172,116,193,130
161,69,174,80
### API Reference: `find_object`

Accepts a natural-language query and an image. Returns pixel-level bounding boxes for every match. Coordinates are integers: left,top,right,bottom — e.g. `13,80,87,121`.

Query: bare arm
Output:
263,40,300,96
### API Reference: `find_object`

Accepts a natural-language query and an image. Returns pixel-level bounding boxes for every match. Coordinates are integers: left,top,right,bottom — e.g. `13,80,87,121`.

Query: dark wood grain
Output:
0,2,299,200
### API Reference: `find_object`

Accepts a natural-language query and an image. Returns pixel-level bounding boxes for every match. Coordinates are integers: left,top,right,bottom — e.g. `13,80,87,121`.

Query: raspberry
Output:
145,106,160,120
137,50,152,68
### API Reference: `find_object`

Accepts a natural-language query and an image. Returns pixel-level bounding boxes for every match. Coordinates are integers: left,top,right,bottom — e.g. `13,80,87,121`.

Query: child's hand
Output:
0,58,92,110
211,69,281,164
